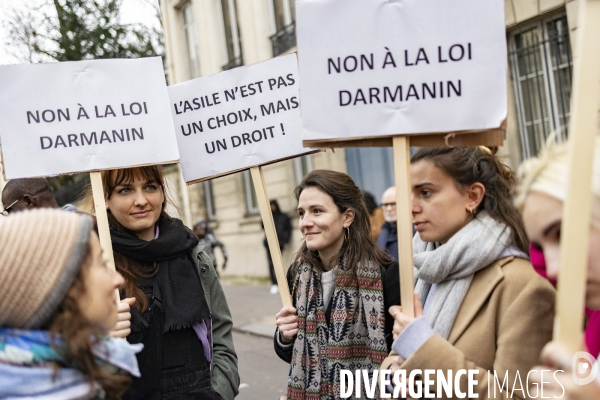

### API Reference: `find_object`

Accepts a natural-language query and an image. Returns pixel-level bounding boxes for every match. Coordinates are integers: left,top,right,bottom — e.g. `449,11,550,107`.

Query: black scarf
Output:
110,216,210,332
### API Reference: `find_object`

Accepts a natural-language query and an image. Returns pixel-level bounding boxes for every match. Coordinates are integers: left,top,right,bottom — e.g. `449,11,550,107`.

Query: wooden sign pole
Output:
90,171,120,302
0,152,6,203
250,166,293,308
393,137,416,317
554,0,600,352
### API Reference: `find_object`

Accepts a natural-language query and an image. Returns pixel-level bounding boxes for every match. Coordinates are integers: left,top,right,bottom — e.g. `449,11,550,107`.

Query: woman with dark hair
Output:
0,209,139,399
82,166,239,400
274,169,400,399
362,190,385,240
387,146,555,398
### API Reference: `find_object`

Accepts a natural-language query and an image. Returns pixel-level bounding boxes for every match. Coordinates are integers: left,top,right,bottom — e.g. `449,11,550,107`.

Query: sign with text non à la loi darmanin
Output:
168,53,310,184
0,57,179,179
296,0,507,143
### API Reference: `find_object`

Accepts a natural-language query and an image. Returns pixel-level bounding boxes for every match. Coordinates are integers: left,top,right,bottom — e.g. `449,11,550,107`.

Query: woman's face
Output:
106,172,164,241
410,160,482,244
78,233,125,332
523,191,600,309
297,187,354,262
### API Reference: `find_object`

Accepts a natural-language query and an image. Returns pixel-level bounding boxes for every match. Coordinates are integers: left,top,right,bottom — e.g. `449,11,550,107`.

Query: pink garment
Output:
530,244,600,356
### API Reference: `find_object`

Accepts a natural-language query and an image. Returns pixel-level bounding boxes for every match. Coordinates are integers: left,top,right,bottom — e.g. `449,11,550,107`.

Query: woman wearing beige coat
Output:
385,146,555,400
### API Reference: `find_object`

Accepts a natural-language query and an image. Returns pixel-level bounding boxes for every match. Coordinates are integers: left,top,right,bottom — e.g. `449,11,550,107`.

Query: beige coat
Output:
382,257,555,400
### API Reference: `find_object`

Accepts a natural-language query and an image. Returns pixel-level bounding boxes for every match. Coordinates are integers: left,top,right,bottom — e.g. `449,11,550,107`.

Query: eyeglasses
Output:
1,195,28,216
381,202,396,208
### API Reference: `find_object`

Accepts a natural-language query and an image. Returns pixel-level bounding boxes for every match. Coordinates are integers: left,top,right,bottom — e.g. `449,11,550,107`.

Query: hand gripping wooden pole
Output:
393,136,415,317
554,0,600,352
90,171,120,302
250,166,293,307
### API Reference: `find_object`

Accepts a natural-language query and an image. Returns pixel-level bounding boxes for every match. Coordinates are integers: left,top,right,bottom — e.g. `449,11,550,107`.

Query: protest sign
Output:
295,0,507,315
169,54,312,306
0,57,178,179
0,57,178,295
554,0,600,351
296,0,507,146
168,53,310,184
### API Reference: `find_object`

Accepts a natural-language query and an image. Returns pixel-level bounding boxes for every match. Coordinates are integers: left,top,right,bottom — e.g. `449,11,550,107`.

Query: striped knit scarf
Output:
287,259,387,400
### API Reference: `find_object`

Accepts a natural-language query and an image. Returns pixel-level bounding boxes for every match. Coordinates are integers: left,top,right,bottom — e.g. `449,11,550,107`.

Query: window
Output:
270,0,296,57
203,181,217,220
293,155,314,184
509,15,572,159
219,0,243,70
272,0,294,32
182,3,201,79
242,171,259,216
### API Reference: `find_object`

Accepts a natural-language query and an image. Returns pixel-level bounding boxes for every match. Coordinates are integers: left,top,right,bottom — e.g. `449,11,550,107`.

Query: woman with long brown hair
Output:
0,209,139,399
387,146,555,398
83,166,239,400
274,169,400,399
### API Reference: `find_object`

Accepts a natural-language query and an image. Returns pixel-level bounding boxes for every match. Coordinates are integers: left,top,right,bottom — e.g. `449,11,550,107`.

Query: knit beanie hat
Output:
0,209,94,329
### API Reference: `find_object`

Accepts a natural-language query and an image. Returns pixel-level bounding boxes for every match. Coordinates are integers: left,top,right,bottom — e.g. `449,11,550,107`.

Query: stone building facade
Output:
156,0,578,277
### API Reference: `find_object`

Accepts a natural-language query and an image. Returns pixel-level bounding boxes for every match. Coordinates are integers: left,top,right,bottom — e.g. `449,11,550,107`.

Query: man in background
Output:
1,178,59,215
377,186,398,262
193,218,228,277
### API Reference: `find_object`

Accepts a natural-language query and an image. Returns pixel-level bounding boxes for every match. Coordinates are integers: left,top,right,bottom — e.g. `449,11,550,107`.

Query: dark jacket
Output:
126,246,239,400
263,212,292,249
273,212,292,246
274,261,401,363
377,221,398,262
263,200,292,248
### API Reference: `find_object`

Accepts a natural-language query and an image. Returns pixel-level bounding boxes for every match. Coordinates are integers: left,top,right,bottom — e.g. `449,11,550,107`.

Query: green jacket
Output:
193,246,239,399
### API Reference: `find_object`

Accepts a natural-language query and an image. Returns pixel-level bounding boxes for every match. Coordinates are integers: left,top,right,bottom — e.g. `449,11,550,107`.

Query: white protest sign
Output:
168,53,310,183
296,0,507,142
0,57,179,179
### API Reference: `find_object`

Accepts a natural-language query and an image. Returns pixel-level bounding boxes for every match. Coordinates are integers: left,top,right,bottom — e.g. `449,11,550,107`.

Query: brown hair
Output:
411,147,529,253
293,170,393,273
49,246,131,398
81,166,174,312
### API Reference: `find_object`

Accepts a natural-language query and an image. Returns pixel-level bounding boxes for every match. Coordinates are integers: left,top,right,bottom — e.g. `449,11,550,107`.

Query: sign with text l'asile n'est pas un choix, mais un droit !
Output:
168,53,311,184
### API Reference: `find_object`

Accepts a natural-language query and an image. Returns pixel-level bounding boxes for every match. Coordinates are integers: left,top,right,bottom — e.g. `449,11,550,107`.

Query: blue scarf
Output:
0,329,141,399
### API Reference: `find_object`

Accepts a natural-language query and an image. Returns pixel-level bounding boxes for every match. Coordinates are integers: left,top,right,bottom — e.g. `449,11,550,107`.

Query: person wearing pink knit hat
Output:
0,209,141,399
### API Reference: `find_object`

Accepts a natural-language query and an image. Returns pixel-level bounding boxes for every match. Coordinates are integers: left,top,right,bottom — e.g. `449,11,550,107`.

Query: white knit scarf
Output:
413,211,512,340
